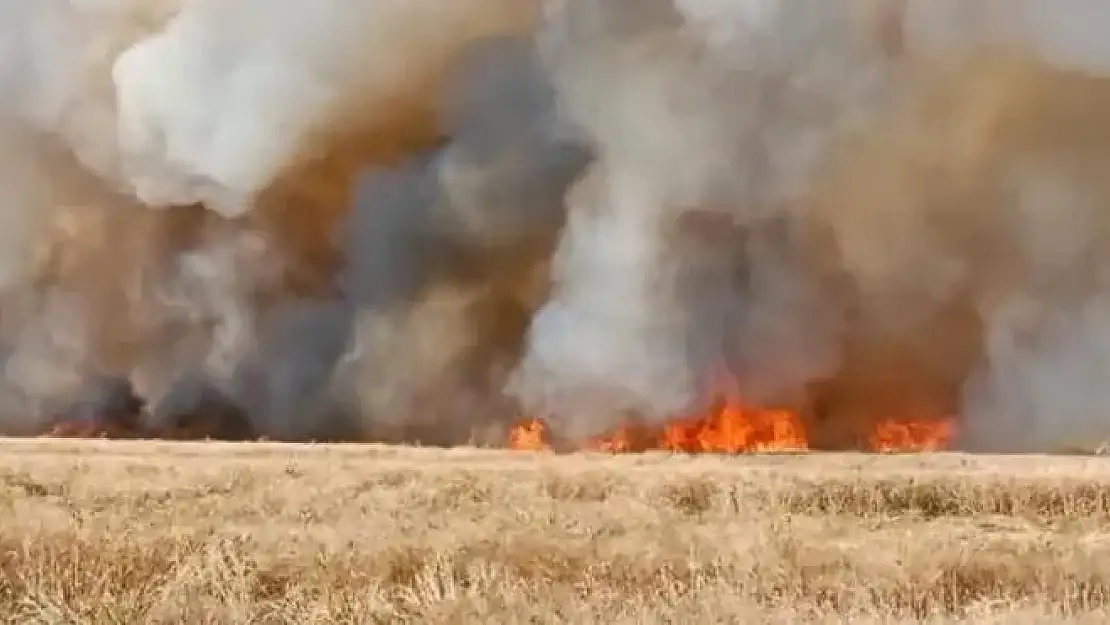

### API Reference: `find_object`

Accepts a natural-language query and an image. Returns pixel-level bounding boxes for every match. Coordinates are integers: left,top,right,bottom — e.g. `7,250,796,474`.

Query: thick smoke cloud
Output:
112,0,538,217
335,36,591,445
0,0,539,437
808,2,1110,451
509,0,894,440
2,0,1110,452
514,0,1110,449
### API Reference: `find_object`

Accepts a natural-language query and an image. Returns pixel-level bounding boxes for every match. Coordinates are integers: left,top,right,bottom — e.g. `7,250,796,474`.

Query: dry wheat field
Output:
0,440,1109,623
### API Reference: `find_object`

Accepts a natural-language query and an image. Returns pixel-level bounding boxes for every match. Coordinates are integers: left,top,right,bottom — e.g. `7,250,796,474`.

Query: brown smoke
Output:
5,1,1110,452
807,53,1110,451
0,0,541,437
511,0,1110,451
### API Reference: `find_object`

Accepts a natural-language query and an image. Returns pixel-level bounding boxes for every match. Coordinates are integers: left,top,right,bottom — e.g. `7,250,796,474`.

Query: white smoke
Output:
111,0,537,216
511,0,891,437
0,0,536,434
3,0,1110,451
963,294,1110,453
900,0,1110,75
509,0,1110,451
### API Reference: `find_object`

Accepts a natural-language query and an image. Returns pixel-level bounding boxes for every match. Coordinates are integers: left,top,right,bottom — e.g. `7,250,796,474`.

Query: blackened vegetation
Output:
43,376,146,438
42,375,257,441
150,374,256,441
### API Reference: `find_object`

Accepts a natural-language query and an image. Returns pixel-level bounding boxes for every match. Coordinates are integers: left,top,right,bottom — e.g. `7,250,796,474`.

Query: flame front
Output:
508,417,551,451
658,400,807,453
510,392,954,454
868,418,954,452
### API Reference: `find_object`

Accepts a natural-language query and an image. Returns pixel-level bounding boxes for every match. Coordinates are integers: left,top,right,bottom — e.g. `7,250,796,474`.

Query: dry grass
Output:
0,441,1108,623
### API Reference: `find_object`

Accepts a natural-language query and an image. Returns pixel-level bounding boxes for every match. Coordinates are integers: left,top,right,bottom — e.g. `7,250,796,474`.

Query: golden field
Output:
0,440,1108,623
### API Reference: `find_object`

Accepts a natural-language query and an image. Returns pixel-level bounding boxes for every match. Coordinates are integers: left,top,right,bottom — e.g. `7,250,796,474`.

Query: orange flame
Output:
508,417,551,451
509,387,954,454
661,401,808,453
868,418,954,452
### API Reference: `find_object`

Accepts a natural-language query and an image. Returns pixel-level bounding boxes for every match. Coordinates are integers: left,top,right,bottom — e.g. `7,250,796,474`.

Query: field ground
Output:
0,440,1108,623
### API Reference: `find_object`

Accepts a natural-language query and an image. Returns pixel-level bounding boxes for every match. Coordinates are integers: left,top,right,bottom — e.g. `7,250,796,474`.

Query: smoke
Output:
509,0,892,438
3,0,1110,451
111,0,538,216
809,4,1110,451
335,35,591,444
509,0,1110,449
0,0,541,437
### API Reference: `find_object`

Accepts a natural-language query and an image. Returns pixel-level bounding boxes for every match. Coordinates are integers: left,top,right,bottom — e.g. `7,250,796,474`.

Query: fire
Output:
660,401,807,453
510,391,955,454
508,417,551,451
511,393,811,454
868,418,954,453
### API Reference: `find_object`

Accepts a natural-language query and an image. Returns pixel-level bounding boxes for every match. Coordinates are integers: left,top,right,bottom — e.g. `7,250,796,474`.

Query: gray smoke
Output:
111,0,538,216
4,0,1110,453
812,1,1110,451
334,36,591,444
509,0,891,439
505,0,1110,451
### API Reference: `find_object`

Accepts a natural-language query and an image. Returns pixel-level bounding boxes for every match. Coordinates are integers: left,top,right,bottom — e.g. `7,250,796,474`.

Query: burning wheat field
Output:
4,0,1110,621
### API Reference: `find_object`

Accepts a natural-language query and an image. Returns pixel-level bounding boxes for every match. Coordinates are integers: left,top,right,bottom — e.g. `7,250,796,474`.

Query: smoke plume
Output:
512,0,1110,449
3,0,1110,452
